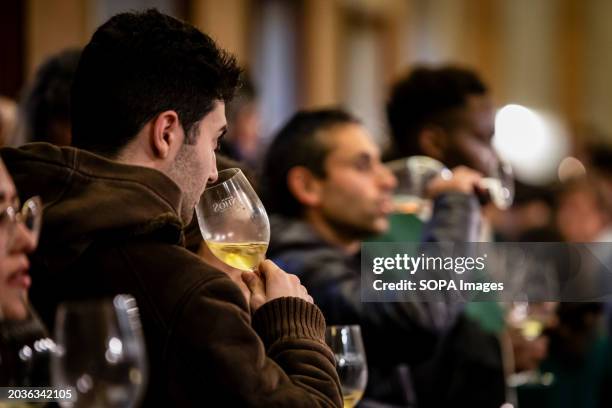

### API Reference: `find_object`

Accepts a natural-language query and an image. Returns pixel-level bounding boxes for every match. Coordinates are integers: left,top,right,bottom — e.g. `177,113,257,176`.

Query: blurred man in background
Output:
385,66,529,407
556,176,612,243
386,66,497,176
218,72,261,169
15,48,81,146
262,108,483,407
547,176,612,408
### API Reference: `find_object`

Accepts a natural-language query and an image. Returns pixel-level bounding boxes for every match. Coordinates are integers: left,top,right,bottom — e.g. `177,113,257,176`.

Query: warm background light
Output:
493,104,570,185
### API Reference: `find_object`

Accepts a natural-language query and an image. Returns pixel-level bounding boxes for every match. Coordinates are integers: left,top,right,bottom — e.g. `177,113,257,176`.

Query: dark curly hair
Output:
386,66,487,160
71,9,241,157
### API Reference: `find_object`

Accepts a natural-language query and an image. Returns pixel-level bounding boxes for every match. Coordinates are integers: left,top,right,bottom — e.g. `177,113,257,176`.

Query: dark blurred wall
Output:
0,0,24,99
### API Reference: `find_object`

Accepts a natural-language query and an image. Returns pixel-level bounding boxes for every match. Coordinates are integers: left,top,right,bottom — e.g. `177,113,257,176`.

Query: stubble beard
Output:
167,144,206,225
322,210,379,242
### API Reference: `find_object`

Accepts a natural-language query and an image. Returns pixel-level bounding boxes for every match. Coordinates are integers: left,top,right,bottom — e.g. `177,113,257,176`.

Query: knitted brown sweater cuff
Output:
252,297,326,349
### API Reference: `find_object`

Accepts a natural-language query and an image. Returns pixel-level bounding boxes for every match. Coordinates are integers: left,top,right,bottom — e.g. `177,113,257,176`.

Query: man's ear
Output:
418,126,449,162
287,166,323,208
150,110,183,159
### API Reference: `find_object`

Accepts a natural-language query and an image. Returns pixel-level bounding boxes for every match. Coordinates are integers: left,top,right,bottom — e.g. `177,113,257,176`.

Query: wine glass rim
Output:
56,294,134,311
385,156,447,170
326,324,362,330
204,168,245,191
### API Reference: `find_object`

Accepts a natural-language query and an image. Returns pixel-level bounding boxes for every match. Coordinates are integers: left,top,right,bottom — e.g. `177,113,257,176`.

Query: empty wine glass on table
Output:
386,155,514,219
196,168,270,272
51,295,148,408
325,325,368,408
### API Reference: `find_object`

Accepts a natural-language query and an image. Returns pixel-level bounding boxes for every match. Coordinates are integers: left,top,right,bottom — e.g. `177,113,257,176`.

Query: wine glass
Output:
386,155,515,217
195,168,270,272
325,325,368,408
386,156,452,217
479,159,515,210
51,295,148,408
506,301,555,388
0,305,53,388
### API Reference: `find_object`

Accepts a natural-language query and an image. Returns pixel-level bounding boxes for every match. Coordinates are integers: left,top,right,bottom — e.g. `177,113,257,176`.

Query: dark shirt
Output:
268,193,482,407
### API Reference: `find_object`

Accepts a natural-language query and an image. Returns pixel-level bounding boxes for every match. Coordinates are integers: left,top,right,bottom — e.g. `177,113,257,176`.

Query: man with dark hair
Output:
17,48,81,146
262,108,483,407
386,66,496,176
386,66,511,408
1,10,341,407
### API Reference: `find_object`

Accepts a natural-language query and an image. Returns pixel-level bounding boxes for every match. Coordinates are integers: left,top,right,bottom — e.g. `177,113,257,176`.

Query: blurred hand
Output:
426,166,483,198
507,302,557,372
242,260,313,313
509,328,549,372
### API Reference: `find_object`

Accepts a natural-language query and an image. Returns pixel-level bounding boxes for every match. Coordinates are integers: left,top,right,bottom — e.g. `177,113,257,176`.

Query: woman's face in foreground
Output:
0,160,37,320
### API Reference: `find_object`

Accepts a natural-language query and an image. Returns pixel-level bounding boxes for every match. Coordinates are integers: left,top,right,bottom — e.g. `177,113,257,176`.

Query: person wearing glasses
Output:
0,159,40,321
0,158,48,391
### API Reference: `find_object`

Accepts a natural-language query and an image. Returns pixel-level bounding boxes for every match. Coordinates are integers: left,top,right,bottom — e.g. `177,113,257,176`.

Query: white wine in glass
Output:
196,168,270,272
205,241,269,272
325,325,368,408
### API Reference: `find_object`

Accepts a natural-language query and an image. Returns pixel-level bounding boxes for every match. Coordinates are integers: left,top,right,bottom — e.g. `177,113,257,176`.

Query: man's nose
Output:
11,222,37,255
378,164,398,191
208,165,219,185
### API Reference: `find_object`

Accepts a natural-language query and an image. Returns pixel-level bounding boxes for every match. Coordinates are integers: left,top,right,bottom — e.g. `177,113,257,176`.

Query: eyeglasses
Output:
0,196,42,246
